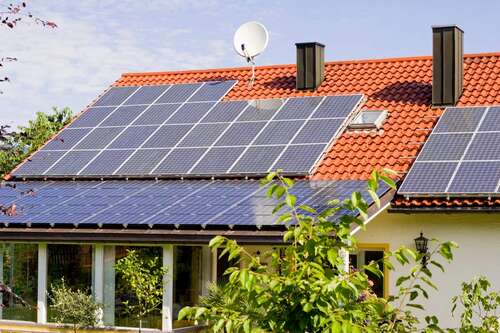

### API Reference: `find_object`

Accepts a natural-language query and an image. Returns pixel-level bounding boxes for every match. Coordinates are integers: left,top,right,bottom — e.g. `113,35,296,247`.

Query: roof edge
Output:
118,51,500,79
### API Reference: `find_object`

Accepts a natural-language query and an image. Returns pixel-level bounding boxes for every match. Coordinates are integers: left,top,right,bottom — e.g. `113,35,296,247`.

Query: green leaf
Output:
367,189,380,208
285,193,296,208
406,303,425,310
327,249,338,267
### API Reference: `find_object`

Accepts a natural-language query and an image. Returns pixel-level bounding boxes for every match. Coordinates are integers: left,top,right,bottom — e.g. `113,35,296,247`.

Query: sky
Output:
1,0,499,127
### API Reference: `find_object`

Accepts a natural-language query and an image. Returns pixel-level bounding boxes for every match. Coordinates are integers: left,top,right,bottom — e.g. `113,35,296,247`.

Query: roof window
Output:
348,110,387,130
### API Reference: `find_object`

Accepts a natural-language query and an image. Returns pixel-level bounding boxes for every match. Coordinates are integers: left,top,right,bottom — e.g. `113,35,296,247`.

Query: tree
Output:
114,249,168,333
0,107,72,217
179,170,457,332
49,279,102,333
451,276,500,333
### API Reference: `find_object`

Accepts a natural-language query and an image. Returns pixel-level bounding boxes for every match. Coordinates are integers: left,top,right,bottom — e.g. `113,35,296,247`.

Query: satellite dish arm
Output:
241,44,256,87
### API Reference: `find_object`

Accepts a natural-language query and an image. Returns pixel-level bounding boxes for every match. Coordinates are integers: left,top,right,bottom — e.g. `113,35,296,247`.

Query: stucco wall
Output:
355,210,500,329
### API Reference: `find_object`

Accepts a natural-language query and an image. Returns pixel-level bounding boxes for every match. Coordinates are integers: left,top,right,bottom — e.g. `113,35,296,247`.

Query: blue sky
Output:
1,0,499,126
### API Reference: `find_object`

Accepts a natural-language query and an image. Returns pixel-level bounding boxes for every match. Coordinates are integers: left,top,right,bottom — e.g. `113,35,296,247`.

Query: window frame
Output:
348,110,388,130
352,243,389,298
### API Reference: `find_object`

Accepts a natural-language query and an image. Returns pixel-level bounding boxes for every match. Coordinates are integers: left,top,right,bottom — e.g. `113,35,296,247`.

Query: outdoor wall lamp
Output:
414,232,429,267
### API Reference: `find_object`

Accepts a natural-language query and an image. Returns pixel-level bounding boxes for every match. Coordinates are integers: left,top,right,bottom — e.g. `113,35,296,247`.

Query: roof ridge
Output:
119,51,500,78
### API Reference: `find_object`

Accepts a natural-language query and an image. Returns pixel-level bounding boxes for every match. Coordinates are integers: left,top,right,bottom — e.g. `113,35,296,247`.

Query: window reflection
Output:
47,244,92,322
114,246,162,329
1,244,38,322
173,246,201,328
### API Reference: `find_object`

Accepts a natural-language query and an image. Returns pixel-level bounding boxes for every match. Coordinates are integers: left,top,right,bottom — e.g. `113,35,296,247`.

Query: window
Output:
114,246,162,329
47,244,93,322
349,247,386,298
348,110,387,130
173,246,202,329
1,244,38,322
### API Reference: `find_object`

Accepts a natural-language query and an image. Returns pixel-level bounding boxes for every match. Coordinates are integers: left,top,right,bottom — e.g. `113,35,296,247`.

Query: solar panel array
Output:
399,106,500,196
12,80,363,178
0,179,388,227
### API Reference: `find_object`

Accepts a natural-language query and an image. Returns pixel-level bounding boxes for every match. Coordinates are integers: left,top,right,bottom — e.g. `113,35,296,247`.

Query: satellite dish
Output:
233,21,269,61
233,21,269,87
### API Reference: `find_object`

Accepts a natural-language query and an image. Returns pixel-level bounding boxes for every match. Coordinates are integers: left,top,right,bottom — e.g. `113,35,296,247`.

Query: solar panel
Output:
80,150,133,175
191,147,245,174
178,123,227,147
153,148,206,174
399,105,500,196
201,101,247,123
448,161,500,193
11,81,363,178
69,107,116,128
293,119,344,144
115,149,170,175
188,81,237,102
272,144,327,172
45,151,100,175
156,83,202,104
124,85,170,105
74,127,125,150
109,126,158,149
416,133,472,161
313,95,363,118
93,86,138,107
101,105,148,126
398,162,458,194
0,179,388,227
132,104,181,125
143,125,193,148
214,122,266,146
253,120,303,145
274,96,323,120
231,146,284,173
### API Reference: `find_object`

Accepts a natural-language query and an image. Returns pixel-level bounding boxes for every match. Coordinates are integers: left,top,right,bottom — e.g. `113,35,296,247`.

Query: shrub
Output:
49,279,102,333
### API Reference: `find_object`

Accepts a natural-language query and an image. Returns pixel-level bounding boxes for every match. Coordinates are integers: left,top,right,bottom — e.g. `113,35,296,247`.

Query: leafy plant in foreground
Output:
179,170,457,332
451,276,500,333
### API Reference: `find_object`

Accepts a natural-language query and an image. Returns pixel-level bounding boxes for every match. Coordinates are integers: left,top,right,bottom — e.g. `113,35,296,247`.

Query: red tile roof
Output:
115,52,500,189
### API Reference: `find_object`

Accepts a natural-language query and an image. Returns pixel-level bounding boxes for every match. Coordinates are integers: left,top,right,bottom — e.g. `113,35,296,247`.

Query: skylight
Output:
348,110,387,130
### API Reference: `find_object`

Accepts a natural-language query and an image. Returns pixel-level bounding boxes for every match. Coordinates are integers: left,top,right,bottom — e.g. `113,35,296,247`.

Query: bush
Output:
49,279,102,333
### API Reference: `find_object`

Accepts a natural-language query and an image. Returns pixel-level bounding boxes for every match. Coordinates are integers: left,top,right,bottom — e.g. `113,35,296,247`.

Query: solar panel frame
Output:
92,86,138,107
399,105,500,196
11,80,364,178
123,85,170,105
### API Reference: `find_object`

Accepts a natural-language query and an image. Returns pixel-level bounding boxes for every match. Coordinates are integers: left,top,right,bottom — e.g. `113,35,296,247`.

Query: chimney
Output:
432,25,464,106
296,42,325,90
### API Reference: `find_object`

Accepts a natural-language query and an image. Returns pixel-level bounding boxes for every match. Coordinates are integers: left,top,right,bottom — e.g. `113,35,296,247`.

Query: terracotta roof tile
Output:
113,52,500,208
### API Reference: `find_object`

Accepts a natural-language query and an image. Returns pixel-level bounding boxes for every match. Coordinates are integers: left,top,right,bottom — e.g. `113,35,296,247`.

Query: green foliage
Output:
49,279,102,333
114,249,168,330
0,107,72,177
450,276,500,333
179,170,457,332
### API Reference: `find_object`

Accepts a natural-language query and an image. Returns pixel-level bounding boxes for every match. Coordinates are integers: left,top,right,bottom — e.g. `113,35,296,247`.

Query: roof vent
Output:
432,25,464,106
296,42,325,90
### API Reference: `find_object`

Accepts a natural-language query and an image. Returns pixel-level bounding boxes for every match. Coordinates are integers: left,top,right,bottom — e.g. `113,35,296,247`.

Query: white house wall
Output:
355,210,500,329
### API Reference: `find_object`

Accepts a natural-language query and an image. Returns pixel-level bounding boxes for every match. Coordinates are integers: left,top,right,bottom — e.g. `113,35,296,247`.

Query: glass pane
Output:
364,250,384,297
1,244,38,321
115,246,162,329
173,246,202,328
47,244,93,322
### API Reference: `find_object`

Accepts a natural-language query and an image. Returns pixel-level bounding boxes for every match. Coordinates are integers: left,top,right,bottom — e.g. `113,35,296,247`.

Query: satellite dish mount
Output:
233,21,269,87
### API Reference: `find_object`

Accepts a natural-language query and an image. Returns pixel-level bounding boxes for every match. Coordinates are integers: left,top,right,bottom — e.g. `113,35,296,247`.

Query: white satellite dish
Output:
233,21,269,61
233,21,269,87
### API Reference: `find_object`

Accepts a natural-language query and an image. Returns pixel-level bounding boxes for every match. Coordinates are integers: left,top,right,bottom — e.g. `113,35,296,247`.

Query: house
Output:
0,25,498,331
